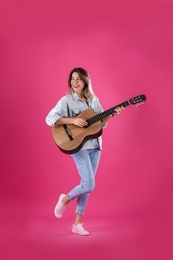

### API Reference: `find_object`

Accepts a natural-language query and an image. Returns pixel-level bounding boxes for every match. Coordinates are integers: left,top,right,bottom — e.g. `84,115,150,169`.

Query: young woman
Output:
46,67,124,236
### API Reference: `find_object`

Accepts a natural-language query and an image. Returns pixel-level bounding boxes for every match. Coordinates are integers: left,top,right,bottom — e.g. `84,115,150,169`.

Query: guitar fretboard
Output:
87,100,130,126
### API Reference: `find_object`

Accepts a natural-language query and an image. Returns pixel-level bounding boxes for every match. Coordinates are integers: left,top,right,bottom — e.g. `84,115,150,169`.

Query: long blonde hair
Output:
67,67,95,100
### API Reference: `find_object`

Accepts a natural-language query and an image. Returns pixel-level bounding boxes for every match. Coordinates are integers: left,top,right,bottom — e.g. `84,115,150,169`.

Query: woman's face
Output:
71,72,85,94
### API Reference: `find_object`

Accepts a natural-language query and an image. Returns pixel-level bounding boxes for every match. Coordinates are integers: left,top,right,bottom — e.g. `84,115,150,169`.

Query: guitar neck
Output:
87,100,130,125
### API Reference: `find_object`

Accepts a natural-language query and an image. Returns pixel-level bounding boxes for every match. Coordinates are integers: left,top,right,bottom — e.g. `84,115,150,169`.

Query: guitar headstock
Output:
129,94,147,106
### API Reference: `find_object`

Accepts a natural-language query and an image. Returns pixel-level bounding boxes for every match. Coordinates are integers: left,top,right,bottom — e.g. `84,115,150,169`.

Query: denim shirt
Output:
46,93,105,150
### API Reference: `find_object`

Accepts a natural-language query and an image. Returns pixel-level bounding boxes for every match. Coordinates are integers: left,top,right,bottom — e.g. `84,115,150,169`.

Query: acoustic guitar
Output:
51,94,146,154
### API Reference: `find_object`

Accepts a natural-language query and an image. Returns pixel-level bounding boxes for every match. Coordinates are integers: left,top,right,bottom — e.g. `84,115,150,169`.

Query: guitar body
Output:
51,109,102,154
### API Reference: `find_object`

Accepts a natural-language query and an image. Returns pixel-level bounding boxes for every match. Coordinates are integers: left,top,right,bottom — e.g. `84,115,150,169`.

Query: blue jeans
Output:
67,148,101,215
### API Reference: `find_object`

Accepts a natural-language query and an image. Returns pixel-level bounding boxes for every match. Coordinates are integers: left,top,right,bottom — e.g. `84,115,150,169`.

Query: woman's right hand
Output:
73,118,88,128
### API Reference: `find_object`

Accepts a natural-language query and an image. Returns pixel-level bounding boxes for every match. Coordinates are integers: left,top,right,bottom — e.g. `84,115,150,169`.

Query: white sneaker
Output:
72,223,90,236
54,194,66,218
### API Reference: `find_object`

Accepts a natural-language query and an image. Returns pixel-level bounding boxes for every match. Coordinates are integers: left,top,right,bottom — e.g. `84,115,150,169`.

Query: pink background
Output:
1,1,173,259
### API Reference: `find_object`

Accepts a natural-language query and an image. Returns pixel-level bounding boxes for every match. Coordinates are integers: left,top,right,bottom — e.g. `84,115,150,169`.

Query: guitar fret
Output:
105,111,109,117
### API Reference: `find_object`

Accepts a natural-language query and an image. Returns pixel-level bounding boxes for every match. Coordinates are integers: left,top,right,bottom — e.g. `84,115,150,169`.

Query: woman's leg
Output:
59,149,97,206
54,149,101,220
54,148,101,235
68,150,96,199
70,148,101,223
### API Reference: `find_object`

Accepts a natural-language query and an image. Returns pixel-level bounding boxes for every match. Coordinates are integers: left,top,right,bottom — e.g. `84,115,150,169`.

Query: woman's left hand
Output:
114,106,124,115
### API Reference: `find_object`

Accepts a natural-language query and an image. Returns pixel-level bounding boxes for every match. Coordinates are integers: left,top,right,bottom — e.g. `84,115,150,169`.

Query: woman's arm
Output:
101,106,124,127
55,117,88,128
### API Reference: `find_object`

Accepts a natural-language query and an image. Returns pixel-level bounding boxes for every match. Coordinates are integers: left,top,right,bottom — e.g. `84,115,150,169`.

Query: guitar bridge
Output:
63,125,73,141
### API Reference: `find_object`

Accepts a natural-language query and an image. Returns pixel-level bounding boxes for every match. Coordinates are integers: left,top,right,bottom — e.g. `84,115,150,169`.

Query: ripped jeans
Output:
67,148,101,215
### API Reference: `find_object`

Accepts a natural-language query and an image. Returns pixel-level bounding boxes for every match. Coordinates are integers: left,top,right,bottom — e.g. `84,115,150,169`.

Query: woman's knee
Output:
82,181,95,193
